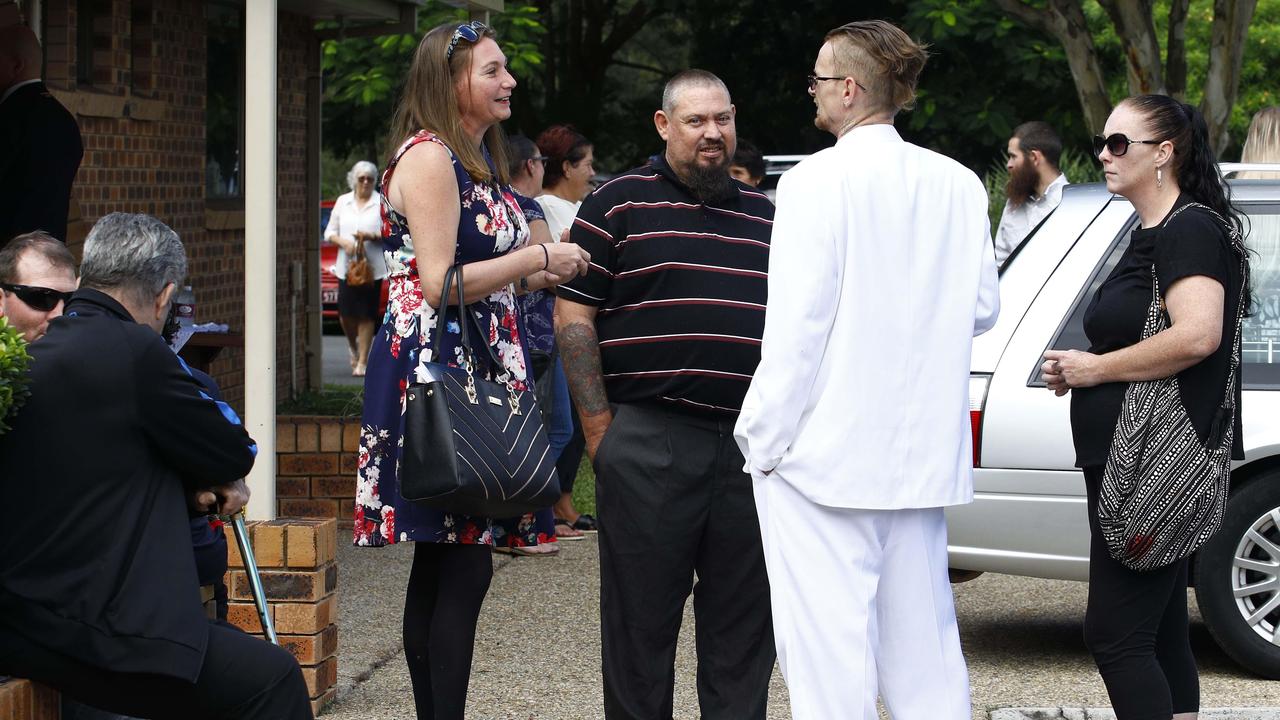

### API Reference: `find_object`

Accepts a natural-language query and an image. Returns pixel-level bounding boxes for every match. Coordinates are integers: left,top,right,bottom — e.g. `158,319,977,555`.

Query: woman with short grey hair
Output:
325,160,388,376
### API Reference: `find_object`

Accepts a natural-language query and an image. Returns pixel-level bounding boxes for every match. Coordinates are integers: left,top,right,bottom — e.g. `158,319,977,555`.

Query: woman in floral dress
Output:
353,21,589,720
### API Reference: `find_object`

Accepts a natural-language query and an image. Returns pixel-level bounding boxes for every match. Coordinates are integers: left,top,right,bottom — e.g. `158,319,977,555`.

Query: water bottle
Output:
175,285,196,328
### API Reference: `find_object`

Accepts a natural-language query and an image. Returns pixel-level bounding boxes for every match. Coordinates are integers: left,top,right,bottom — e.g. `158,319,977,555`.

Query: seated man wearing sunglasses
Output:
0,230,76,342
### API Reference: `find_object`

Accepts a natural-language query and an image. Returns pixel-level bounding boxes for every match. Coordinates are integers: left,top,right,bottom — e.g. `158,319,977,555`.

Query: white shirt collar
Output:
0,78,42,107
836,122,901,147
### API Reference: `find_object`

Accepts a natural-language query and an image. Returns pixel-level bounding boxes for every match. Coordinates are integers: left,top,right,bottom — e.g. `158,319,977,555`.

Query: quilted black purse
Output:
399,265,560,517
1098,203,1249,571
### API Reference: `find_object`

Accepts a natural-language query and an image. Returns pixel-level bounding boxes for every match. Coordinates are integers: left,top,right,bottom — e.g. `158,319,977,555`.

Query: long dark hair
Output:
1125,94,1252,312
1125,95,1241,235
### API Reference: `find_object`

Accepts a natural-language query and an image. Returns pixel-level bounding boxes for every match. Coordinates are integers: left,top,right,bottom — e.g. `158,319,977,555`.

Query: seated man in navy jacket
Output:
0,212,312,719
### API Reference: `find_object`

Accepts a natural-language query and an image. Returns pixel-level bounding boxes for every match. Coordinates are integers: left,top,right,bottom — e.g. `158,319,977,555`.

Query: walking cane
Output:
228,511,279,645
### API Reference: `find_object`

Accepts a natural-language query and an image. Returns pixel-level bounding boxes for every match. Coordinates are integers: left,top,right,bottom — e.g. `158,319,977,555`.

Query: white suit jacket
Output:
734,124,999,509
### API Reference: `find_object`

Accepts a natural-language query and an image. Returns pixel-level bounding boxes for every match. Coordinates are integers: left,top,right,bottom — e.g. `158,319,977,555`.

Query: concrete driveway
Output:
322,534,1277,719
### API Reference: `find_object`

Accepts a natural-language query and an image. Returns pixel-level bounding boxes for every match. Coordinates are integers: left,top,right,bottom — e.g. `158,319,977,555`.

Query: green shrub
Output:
0,318,31,434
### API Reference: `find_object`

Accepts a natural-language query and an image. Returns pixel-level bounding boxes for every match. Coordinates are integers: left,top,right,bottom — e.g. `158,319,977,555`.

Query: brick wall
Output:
276,415,359,525
0,678,59,720
226,517,340,716
40,0,316,413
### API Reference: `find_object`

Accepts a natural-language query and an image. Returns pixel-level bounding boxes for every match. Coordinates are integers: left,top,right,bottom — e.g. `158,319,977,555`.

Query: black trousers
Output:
596,402,774,720
1082,466,1199,719
0,620,312,720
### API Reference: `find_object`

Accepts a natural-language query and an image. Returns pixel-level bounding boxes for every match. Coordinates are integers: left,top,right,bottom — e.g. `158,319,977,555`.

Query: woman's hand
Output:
1041,349,1104,396
539,242,591,281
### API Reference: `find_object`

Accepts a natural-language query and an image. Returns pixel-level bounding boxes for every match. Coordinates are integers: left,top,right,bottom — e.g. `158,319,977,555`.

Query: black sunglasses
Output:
528,155,549,165
0,282,74,312
1093,133,1161,157
807,74,868,92
446,21,489,61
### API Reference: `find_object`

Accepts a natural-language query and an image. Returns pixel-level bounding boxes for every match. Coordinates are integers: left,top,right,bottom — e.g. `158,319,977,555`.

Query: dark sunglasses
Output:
0,282,74,312
1093,133,1161,157
528,155,549,165
807,74,868,92
446,21,489,61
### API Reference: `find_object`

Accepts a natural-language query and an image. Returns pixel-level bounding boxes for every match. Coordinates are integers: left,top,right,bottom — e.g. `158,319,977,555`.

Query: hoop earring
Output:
1156,167,1164,189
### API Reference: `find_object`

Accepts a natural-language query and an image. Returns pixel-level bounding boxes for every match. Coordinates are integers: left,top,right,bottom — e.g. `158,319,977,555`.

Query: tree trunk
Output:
1202,0,1258,154
994,0,1112,135
1166,0,1191,99
1098,0,1165,95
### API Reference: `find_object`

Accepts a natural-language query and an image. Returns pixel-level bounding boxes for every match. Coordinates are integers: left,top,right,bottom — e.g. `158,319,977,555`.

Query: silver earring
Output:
1156,167,1163,188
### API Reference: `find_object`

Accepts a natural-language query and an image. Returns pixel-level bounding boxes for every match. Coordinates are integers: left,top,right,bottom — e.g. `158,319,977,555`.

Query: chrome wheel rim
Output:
1232,505,1280,646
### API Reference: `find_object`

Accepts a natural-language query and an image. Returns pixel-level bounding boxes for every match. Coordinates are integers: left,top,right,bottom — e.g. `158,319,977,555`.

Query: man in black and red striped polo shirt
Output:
555,69,775,720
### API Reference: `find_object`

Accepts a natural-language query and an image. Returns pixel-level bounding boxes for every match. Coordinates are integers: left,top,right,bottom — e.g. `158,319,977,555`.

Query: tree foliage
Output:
318,0,1280,186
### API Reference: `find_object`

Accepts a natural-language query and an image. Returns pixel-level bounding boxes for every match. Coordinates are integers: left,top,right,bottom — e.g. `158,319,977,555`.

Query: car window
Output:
1036,204,1280,389
1242,206,1280,388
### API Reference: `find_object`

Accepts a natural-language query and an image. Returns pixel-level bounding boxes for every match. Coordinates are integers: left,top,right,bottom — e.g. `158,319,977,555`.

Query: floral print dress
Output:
354,130,539,547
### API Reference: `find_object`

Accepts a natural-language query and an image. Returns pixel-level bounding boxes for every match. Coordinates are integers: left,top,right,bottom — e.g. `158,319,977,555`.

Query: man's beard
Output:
675,143,736,203
1005,159,1039,207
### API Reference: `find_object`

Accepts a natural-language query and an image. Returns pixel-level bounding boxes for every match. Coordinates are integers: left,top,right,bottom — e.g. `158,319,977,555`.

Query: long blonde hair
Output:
1239,107,1280,180
388,22,510,186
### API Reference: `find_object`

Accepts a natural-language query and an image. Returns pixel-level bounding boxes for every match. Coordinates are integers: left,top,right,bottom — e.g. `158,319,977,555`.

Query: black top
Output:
555,155,774,416
0,290,257,682
0,81,84,244
1071,196,1245,467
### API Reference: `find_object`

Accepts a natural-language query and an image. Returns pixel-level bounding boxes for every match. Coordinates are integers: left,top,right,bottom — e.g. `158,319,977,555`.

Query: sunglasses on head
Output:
0,282,74,312
1093,133,1161,157
446,21,489,62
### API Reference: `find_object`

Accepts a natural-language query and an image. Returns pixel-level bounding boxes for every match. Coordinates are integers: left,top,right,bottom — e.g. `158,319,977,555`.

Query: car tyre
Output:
1194,474,1280,679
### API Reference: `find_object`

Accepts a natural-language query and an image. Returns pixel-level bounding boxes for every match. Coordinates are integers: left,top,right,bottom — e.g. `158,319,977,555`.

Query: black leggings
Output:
1082,466,1199,719
402,541,494,720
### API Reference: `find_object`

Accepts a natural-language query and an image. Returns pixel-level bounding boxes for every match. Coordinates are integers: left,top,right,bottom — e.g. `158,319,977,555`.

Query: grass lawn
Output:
570,456,596,517
278,384,364,417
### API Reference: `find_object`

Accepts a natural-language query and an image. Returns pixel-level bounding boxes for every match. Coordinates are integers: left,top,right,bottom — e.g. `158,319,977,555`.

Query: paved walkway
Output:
321,534,1278,719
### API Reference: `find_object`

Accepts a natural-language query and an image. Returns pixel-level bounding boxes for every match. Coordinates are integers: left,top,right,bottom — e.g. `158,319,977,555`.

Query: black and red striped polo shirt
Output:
555,155,773,416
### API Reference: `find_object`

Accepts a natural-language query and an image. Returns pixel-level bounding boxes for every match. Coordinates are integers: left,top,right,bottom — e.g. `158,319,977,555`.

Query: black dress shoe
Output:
572,513,598,532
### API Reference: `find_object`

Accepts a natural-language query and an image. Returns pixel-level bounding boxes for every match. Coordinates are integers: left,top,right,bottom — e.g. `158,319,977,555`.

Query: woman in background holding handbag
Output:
353,21,588,720
1042,95,1249,719
324,160,388,376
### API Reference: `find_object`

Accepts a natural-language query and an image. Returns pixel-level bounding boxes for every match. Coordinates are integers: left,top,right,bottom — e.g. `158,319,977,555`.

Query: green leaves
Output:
0,317,31,435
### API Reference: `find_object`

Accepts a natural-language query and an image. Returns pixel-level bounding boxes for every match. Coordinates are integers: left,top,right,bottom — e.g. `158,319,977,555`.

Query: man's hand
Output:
189,478,251,515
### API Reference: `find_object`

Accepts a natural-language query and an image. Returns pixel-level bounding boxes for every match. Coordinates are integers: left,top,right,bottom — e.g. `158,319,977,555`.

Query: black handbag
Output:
399,265,561,517
1098,203,1249,571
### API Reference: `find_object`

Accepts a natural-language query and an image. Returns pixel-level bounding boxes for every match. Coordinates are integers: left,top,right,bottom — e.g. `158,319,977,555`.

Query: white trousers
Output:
753,473,971,720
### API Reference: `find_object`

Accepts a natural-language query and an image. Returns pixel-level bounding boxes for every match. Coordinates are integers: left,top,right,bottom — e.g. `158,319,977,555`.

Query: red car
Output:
320,199,389,325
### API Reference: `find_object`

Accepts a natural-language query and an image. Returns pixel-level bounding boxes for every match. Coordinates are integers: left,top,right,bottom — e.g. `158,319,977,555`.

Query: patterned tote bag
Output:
1098,203,1249,571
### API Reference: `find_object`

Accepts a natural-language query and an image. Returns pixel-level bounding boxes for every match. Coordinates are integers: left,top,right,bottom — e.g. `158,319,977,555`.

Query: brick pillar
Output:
226,518,339,716
0,678,59,720
276,416,359,525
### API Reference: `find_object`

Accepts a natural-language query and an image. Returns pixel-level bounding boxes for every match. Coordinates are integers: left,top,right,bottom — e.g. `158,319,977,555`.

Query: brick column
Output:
226,518,339,715
0,678,59,720
275,416,359,524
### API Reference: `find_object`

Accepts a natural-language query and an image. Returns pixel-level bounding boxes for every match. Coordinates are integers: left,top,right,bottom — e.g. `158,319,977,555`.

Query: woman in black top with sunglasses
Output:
1042,96,1249,719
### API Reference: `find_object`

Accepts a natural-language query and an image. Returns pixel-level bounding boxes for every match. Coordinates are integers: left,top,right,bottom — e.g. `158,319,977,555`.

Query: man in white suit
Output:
734,20,999,720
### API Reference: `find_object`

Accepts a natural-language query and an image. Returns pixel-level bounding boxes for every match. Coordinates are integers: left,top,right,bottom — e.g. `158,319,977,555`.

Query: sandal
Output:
510,543,559,556
554,518,585,540
571,514,598,532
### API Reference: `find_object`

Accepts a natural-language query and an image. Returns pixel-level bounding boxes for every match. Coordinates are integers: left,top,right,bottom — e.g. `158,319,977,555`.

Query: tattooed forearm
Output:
556,321,611,417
